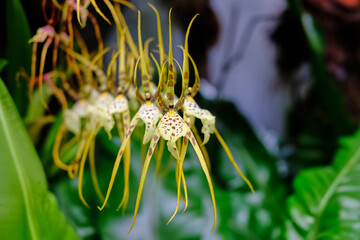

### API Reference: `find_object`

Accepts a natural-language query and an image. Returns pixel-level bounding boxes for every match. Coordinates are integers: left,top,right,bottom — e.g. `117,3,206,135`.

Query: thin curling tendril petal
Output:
214,128,255,193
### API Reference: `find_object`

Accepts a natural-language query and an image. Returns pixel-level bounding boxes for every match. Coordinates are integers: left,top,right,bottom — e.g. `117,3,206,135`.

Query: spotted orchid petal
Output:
98,115,141,211
87,87,101,104
64,109,81,135
158,112,188,159
138,103,163,144
96,92,114,110
64,99,89,134
88,111,114,138
74,99,90,117
87,92,115,137
108,94,129,115
29,25,54,43
183,98,215,144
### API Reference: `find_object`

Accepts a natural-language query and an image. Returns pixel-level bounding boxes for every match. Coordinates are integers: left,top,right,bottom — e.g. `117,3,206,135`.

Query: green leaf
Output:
285,130,360,239
5,0,32,117
0,58,7,73
0,79,80,240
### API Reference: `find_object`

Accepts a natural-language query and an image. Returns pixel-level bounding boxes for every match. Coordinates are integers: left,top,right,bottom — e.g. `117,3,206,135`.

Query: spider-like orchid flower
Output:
57,3,139,209
124,9,218,233
28,0,108,107
53,46,125,207
29,24,70,107
97,11,163,212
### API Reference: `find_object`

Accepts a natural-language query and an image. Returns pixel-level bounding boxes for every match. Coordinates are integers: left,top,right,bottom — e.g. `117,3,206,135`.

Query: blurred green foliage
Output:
0,78,80,240
4,0,32,117
284,130,360,239
283,0,356,172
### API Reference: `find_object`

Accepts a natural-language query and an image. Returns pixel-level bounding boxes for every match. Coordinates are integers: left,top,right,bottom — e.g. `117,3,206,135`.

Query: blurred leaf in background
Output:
274,0,357,174
4,0,32,117
203,98,288,239
0,78,80,240
284,130,360,239
0,58,7,73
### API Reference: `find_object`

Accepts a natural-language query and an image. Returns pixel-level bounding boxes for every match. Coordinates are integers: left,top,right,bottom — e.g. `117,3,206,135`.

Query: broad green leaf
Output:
285,130,360,239
5,0,32,117
0,79,80,240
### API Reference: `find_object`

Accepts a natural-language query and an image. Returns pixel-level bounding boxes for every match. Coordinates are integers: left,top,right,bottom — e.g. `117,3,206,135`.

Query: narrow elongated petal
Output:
214,128,254,193
52,124,70,171
38,37,53,108
116,111,132,211
89,139,105,202
129,131,161,233
186,130,217,232
68,0,89,26
78,126,98,208
98,115,140,210
90,0,111,24
191,125,211,170
168,139,187,224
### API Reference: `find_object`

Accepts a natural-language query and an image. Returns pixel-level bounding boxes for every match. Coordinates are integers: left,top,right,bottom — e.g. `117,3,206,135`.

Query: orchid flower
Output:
97,10,164,212
37,0,255,233
29,25,57,107
53,47,126,207
54,1,139,210
124,9,218,233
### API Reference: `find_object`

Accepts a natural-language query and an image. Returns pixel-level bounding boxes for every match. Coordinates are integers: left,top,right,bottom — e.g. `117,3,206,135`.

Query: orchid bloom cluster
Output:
26,0,254,233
